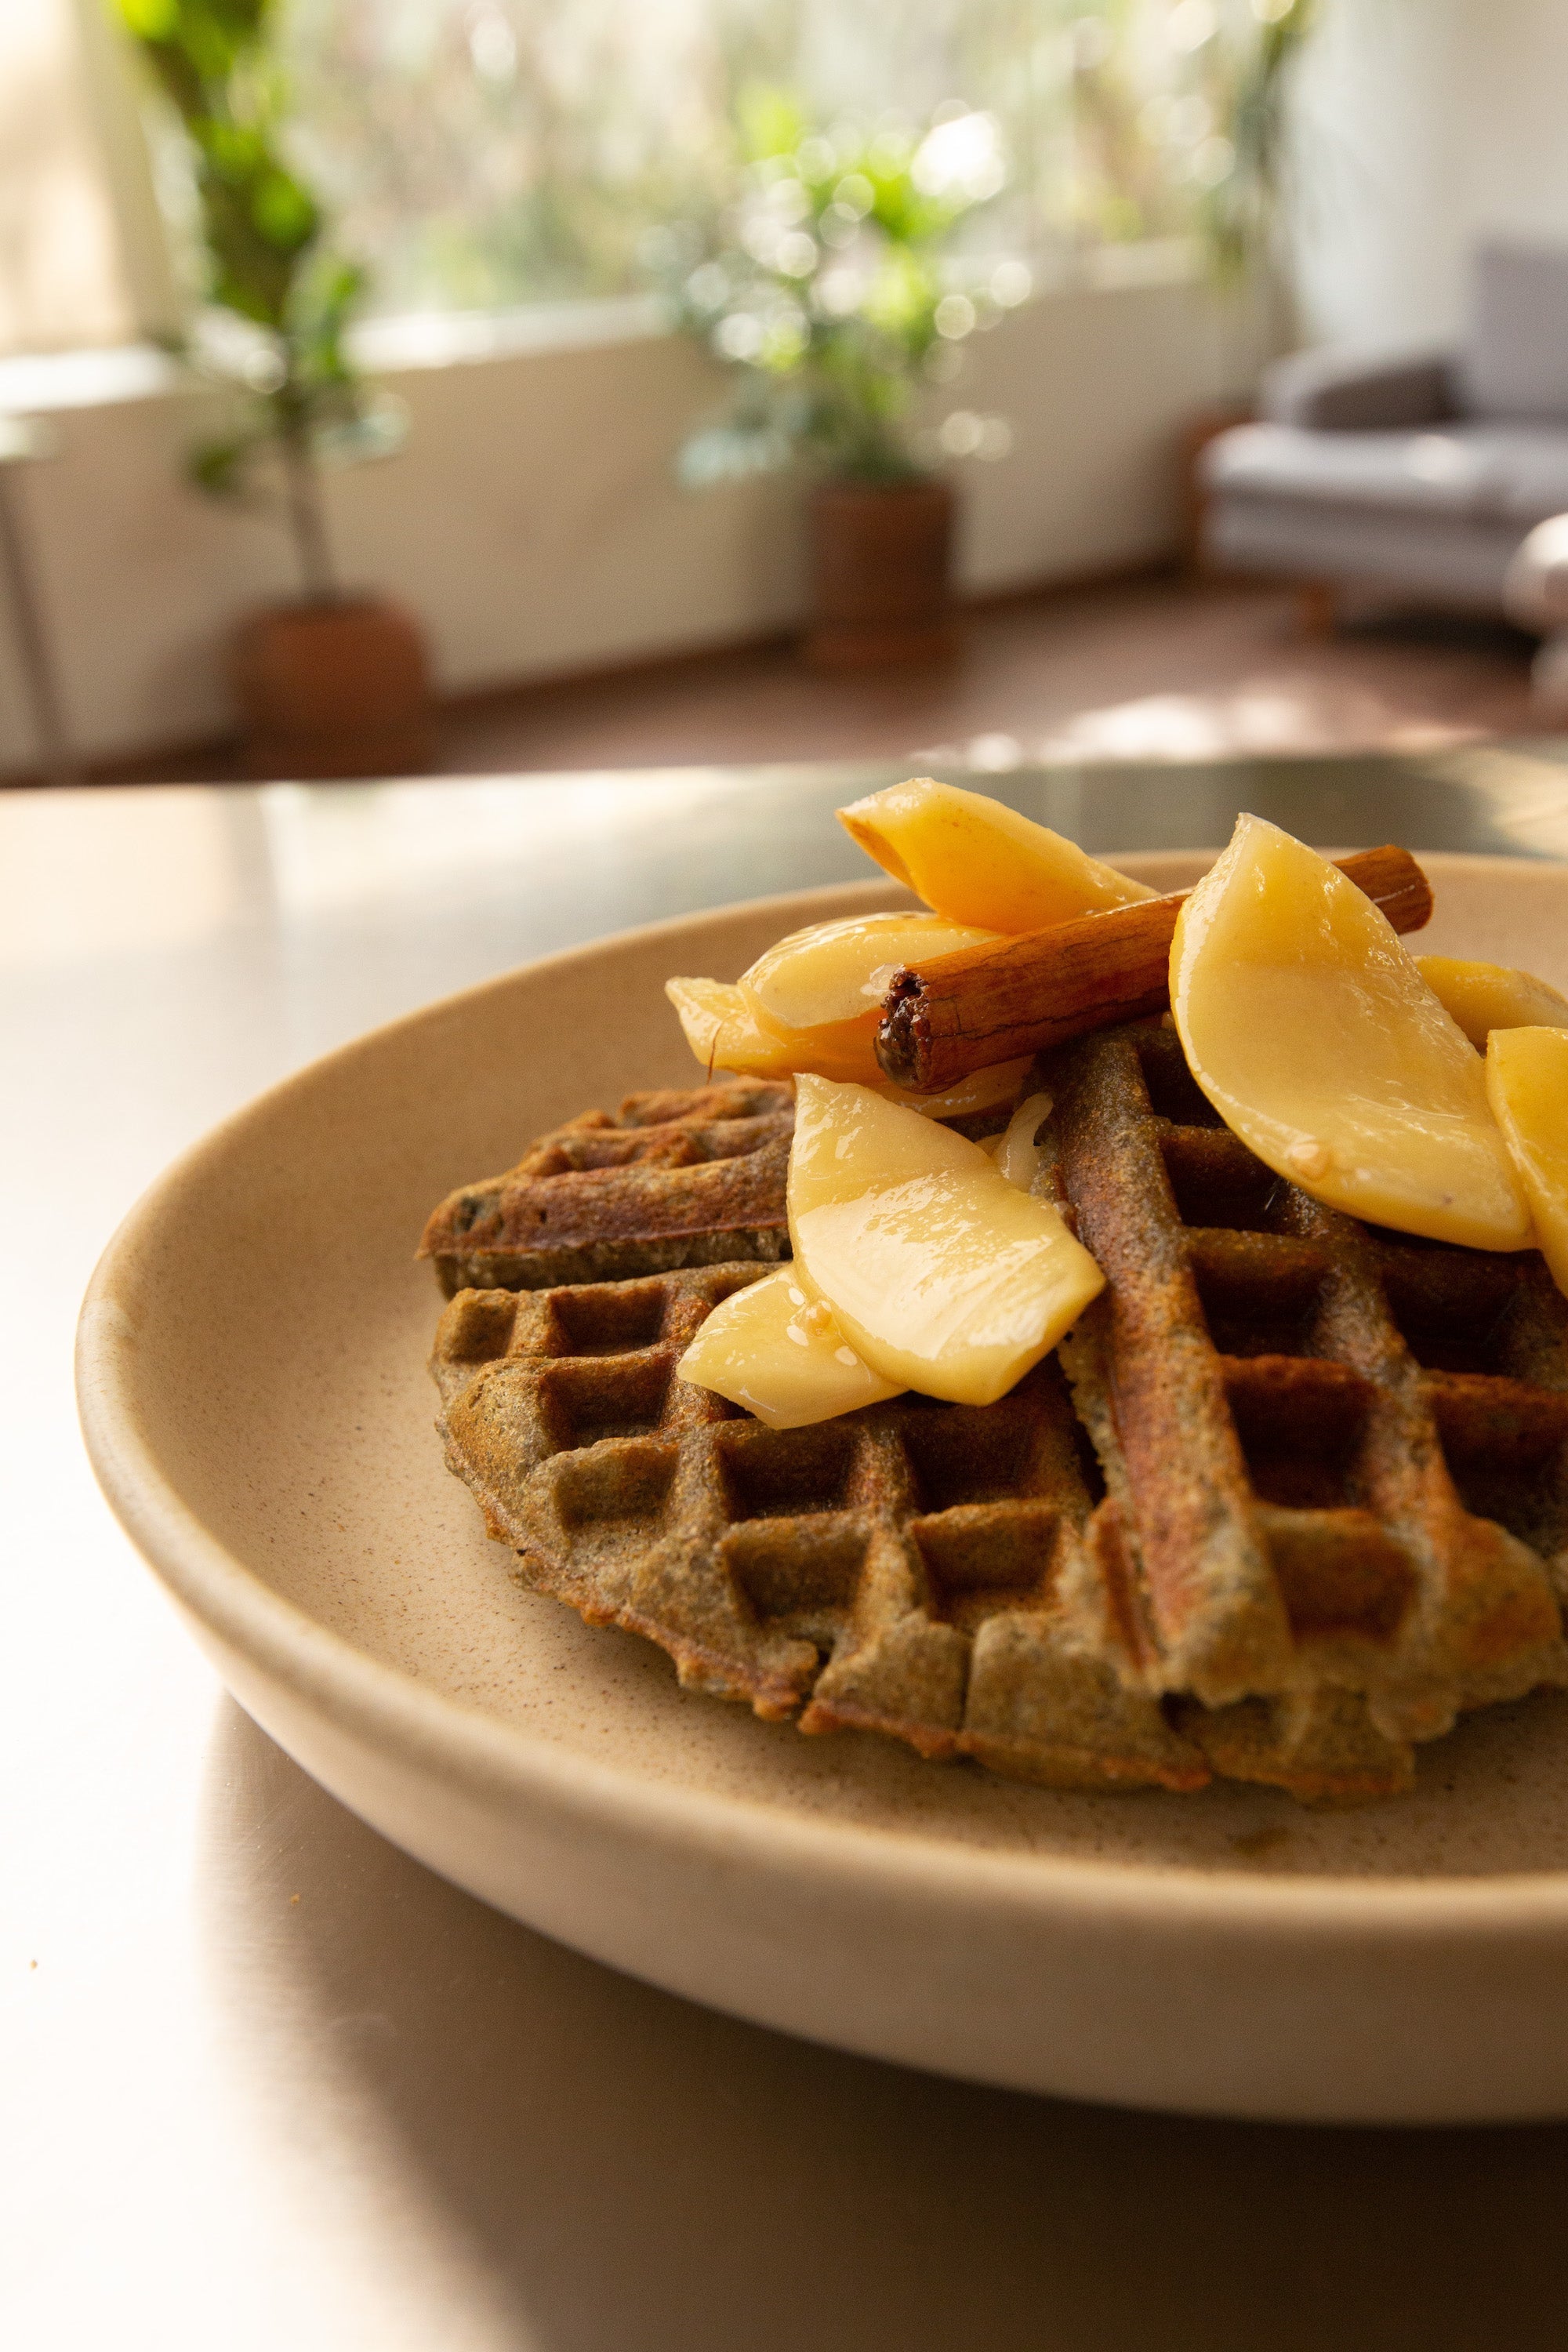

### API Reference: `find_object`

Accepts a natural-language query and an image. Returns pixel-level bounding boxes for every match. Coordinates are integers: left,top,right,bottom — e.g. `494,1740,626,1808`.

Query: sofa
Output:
1200,241,1568,626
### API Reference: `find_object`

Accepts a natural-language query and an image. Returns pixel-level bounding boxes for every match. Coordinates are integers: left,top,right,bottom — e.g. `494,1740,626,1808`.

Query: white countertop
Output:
9,754,1568,2351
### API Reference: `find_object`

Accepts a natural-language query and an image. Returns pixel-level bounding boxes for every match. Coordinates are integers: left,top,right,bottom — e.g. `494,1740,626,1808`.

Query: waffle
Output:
431,1264,1206,1791
419,1080,794,1295
1043,1022,1568,1799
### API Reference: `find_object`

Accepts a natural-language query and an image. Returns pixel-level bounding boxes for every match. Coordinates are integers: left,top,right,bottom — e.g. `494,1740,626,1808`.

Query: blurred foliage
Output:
116,2,1323,530
270,2,1320,326
114,0,401,597
1191,0,1317,285
661,92,1022,485
279,0,735,312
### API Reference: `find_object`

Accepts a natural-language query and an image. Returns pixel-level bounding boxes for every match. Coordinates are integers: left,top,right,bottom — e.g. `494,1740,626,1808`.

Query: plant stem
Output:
281,424,338,604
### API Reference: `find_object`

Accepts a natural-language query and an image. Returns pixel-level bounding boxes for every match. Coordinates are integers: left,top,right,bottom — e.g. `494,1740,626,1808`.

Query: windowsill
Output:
0,300,671,416
350,293,666,373
0,243,1207,416
0,342,180,412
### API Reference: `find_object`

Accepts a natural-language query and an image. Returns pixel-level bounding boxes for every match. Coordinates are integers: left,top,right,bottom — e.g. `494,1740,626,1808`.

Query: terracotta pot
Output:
230,595,434,779
804,477,958,669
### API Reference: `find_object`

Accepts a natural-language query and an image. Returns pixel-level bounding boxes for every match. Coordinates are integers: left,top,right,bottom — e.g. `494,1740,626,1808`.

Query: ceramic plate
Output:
78,855,1568,2124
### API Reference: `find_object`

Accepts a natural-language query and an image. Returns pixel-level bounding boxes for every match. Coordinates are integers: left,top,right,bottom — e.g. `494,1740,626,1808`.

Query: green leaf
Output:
118,0,346,361
313,258,365,324
187,434,255,496
114,0,180,38
736,85,803,164
252,169,317,250
198,122,263,181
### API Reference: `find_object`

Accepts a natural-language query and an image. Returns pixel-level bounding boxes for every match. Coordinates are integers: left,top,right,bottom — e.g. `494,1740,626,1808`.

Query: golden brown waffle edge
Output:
419,1080,795,1295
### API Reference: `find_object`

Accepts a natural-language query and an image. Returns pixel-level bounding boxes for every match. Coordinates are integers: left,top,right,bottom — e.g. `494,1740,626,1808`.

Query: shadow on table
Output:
200,1699,1567,2352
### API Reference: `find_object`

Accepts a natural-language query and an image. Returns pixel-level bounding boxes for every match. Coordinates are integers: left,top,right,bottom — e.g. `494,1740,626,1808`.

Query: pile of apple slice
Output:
666,775,1152,1113
674,784,1568,1432
1171,814,1568,1280
675,782,1139,1425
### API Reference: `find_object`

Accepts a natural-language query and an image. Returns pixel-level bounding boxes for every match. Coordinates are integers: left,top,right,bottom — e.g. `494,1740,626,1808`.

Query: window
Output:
273,0,1272,319
0,0,130,354
1,0,1299,356
0,0,180,360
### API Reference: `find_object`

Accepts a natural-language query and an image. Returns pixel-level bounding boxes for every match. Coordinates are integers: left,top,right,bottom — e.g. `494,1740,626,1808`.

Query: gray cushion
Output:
1202,419,1568,528
1460,241,1568,421
1261,347,1453,431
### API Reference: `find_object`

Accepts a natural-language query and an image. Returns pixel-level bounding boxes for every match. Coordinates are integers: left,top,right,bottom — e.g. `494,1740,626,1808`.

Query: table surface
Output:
11,743,1568,2352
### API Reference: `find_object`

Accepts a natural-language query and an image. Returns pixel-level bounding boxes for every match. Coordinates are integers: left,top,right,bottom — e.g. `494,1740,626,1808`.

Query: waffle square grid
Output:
1047,1023,1568,1798
432,1262,1205,1792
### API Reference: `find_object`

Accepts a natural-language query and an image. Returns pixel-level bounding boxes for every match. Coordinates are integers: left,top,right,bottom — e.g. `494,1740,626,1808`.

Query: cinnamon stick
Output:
875,843,1433,1092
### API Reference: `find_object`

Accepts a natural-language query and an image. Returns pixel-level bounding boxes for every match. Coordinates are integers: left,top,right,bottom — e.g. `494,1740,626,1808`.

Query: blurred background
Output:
3,0,1567,788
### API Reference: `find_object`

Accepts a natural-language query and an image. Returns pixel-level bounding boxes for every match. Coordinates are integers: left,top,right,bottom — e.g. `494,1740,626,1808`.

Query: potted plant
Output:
665,91,1024,669
114,0,433,777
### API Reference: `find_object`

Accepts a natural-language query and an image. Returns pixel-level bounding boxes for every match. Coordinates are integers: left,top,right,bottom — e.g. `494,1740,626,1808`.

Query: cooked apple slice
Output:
837,775,1153,931
665,975,883,1084
788,1076,1104,1405
1486,1028,1568,1294
873,1057,1034,1120
1170,815,1530,1251
677,1265,905,1428
741,910,1001,1034
1416,956,1568,1048
668,974,1032,1105
995,1090,1054,1192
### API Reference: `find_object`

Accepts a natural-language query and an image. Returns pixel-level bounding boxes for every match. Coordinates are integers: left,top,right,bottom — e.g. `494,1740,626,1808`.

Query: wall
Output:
1292,0,1568,350
0,266,1229,776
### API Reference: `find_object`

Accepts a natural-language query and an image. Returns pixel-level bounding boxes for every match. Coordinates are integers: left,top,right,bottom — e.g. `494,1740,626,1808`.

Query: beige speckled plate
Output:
78,855,1568,2124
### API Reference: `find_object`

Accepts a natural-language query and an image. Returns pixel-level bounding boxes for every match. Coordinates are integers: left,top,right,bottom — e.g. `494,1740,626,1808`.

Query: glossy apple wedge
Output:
666,975,1030,1103
665,975,884,1084
676,1265,905,1428
1416,956,1568,1048
1169,815,1531,1251
787,1076,1104,1406
740,911,1001,1034
1486,1027,1568,1296
873,1057,1034,1120
994,1090,1054,1193
836,775,1153,931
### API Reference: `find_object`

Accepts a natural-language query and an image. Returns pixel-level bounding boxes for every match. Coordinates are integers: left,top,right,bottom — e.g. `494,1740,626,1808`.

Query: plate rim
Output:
75,854,1568,1940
